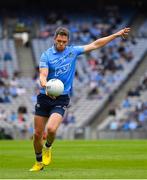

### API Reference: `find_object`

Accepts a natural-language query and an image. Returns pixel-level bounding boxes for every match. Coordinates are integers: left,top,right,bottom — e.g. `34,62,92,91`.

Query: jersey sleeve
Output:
73,46,84,55
39,52,49,68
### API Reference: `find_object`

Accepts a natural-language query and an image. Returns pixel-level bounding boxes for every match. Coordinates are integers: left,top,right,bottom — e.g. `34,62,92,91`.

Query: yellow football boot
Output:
42,147,52,166
29,161,44,172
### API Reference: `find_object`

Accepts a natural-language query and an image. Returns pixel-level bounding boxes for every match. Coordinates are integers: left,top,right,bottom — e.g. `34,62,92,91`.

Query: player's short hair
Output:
54,27,70,39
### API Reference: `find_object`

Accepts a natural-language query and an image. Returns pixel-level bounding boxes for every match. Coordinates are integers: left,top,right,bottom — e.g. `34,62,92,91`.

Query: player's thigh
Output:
34,115,48,134
46,113,63,133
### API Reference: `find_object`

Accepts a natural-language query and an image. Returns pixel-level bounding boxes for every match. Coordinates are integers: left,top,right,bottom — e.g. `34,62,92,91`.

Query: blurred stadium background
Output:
0,0,147,140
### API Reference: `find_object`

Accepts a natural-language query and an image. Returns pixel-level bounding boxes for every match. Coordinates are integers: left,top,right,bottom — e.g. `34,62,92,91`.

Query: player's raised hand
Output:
115,27,131,39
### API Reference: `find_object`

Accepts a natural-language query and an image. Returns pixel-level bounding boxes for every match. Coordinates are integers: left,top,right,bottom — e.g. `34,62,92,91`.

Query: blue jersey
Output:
39,45,84,95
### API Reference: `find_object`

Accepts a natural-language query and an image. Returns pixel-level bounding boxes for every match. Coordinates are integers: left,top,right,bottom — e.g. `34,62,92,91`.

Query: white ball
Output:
46,79,64,97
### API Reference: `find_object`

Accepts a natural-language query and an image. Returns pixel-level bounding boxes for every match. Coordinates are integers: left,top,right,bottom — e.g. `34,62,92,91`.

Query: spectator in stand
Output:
87,80,99,99
18,105,27,114
3,92,11,103
108,104,117,116
9,85,18,98
3,51,12,62
127,87,140,97
138,20,147,37
109,119,120,130
121,96,131,108
66,111,75,124
8,111,17,122
128,119,138,130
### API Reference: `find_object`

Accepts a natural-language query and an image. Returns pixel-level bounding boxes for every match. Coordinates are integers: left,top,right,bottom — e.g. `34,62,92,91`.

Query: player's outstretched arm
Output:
83,27,131,53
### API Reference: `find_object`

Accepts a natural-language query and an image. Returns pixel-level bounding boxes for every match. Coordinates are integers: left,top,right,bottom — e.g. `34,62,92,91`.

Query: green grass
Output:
0,140,147,179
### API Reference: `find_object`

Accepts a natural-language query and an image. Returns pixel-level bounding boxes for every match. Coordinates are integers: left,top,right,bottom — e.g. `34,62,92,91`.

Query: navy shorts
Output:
35,93,70,117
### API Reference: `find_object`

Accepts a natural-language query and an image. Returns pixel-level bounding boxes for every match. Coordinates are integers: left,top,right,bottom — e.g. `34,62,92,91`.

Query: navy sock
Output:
36,152,42,162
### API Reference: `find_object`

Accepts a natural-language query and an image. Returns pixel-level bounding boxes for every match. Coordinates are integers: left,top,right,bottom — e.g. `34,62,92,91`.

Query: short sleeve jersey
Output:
39,45,84,95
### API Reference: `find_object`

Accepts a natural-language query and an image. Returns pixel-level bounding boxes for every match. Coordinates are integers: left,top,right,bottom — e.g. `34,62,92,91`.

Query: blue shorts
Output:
35,93,70,117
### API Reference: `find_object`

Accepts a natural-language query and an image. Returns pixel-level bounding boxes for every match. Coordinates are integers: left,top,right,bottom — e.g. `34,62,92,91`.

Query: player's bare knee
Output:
47,126,56,135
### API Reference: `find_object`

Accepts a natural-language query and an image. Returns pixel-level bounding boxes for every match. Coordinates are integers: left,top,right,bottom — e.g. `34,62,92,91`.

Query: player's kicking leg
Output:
43,112,63,166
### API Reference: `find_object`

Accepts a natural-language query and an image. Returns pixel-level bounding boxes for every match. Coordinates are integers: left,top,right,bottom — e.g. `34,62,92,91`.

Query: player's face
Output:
54,35,69,51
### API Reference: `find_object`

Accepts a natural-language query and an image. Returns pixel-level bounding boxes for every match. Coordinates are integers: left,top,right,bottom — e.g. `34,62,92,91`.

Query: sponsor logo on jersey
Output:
55,63,71,76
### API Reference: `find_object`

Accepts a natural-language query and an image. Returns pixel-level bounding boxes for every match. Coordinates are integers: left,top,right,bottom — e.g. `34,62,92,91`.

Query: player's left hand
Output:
116,27,131,39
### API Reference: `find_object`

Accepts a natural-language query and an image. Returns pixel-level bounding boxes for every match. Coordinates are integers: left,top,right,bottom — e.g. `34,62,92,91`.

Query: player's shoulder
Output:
67,44,80,51
46,47,53,53
42,47,52,56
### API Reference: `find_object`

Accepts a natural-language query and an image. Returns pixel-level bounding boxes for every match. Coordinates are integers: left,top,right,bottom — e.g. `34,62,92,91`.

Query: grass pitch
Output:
0,140,147,179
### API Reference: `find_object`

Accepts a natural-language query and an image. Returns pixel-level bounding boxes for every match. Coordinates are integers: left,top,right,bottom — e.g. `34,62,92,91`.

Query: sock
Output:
45,140,52,148
36,152,42,162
